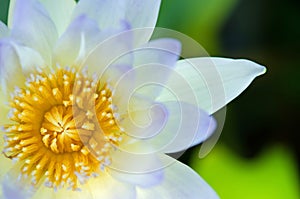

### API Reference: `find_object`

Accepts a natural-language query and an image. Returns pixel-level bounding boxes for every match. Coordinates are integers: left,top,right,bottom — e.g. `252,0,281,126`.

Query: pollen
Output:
3,67,123,190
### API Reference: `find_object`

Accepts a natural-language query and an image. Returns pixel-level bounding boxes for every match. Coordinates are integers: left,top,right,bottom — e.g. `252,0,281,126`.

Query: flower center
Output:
3,67,123,190
40,105,84,154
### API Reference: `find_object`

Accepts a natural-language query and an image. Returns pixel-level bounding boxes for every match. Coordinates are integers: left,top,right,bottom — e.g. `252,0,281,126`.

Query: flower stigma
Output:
2,67,124,190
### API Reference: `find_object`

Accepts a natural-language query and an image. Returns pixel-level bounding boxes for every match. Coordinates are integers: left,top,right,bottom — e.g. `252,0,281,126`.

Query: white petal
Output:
0,21,9,38
39,0,76,36
72,0,161,45
31,186,55,199
63,172,136,199
0,39,45,94
110,167,163,188
9,0,58,65
148,101,216,153
157,57,266,114
137,157,219,199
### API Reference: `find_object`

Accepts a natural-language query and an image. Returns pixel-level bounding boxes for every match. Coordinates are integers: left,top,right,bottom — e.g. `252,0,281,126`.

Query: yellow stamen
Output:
3,68,123,190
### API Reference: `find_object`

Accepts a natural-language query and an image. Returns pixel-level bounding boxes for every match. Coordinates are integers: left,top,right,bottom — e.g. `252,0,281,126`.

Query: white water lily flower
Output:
0,0,266,199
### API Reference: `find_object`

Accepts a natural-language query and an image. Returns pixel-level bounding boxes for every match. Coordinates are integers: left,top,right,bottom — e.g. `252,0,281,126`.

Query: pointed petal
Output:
39,0,76,36
72,0,161,45
137,157,219,199
0,39,45,95
157,57,266,114
9,0,58,65
149,101,216,153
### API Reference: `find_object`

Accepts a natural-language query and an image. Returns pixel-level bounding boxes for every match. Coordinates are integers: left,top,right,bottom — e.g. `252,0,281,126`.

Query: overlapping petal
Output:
148,101,217,153
8,0,58,65
39,0,76,36
72,0,161,46
53,14,102,67
73,0,160,30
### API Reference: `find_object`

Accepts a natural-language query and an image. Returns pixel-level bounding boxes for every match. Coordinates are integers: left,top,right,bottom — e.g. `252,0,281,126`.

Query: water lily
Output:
0,0,266,198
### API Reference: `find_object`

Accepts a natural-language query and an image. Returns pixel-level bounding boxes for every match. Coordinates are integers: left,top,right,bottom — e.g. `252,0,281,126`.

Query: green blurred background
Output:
158,0,300,198
0,0,299,198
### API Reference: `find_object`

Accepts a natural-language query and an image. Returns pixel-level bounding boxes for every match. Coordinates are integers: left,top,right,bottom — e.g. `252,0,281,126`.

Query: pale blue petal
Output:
148,101,216,153
73,0,160,30
72,0,161,45
2,169,35,199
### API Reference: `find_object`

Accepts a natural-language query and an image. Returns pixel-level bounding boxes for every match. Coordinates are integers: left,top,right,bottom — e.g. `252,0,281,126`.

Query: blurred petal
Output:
137,157,219,199
148,101,216,153
9,0,58,65
0,39,45,94
0,152,13,184
39,0,76,36
72,0,161,45
31,186,55,199
157,58,266,114
0,21,9,37
2,167,35,199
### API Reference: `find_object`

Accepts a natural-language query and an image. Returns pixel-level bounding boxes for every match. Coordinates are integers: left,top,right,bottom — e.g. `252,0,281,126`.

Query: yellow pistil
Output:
3,67,123,190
